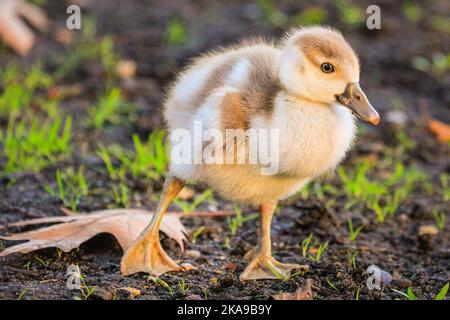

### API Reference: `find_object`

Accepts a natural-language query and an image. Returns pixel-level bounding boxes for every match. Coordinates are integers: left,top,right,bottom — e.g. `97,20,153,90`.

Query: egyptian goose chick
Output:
121,26,380,280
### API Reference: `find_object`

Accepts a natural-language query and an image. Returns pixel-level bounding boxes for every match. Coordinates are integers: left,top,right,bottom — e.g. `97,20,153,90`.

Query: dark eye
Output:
321,62,334,73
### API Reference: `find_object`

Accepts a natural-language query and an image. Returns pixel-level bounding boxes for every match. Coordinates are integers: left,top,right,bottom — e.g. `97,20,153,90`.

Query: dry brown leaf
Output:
220,262,237,272
54,27,74,45
0,0,48,55
428,119,450,143
0,209,235,257
47,84,84,100
272,279,314,300
117,287,141,299
0,209,187,256
418,225,439,236
116,59,137,79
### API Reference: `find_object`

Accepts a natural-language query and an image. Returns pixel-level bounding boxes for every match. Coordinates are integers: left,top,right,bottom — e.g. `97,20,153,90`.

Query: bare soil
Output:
0,0,449,300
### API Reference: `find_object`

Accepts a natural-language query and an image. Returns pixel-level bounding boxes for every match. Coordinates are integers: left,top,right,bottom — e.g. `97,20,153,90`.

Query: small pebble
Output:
184,250,201,260
177,187,195,200
221,262,237,272
180,262,197,271
219,274,234,287
386,110,407,127
91,287,113,300
398,214,409,226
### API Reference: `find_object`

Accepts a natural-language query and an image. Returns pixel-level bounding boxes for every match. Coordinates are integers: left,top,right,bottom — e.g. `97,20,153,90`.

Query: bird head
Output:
278,26,379,125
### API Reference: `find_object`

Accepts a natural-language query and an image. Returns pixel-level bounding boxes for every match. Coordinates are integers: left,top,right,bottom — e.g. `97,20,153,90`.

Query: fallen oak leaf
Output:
60,207,79,216
0,0,48,55
272,278,314,300
428,119,450,143
47,84,84,100
0,209,187,256
13,207,230,223
0,209,235,257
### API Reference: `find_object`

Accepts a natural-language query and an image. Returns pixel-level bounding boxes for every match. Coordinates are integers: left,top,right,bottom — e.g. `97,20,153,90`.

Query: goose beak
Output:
336,82,380,125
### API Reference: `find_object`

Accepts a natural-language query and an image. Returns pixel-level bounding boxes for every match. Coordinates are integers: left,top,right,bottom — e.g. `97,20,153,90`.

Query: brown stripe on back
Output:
241,51,281,118
219,49,280,164
220,50,280,132
220,92,248,163
220,50,280,133
221,92,248,131
190,55,238,111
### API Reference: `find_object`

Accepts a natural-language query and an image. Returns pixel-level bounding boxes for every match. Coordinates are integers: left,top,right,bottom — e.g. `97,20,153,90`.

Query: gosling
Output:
120,26,380,281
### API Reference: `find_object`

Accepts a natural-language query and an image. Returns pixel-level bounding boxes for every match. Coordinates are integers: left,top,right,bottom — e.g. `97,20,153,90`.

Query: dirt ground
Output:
0,0,449,300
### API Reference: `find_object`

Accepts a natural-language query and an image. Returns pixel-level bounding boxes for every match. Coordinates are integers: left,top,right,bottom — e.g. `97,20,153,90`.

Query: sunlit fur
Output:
164,26,359,205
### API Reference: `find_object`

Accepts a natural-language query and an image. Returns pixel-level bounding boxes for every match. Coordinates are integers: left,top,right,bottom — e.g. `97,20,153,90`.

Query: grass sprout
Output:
326,279,340,292
355,288,360,300
166,17,188,45
16,289,28,300
433,210,446,231
1,115,72,174
227,205,259,236
74,274,96,300
0,62,53,117
174,189,215,213
178,278,190,294
392,287,417,300
347,218,363,241
347,250,358,270
45,166,89,210
435,283,449,300
301,234,328,263
191,226,206,244
339,160,428,222
147,276,174,296
87,88,136,129
439,173,450,201
301,233,314,258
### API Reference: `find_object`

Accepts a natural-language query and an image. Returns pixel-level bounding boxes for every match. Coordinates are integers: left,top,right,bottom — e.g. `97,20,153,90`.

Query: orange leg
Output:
240,202,309,281
120,177,185,276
